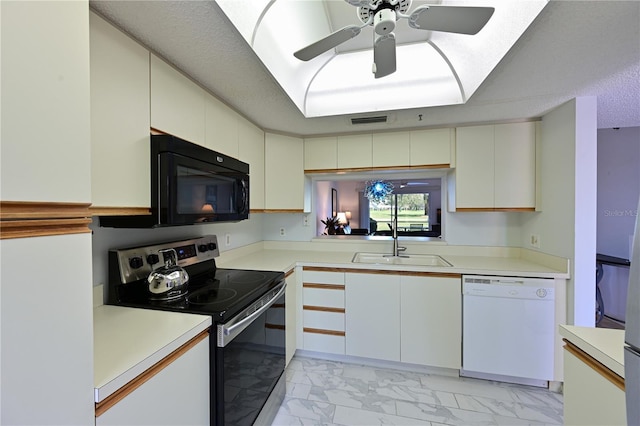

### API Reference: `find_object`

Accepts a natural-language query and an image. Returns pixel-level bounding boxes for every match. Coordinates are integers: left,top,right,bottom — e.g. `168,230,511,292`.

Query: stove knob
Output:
198,244,208,253
129,256,143,269
146,254,160,266
208,242,217,251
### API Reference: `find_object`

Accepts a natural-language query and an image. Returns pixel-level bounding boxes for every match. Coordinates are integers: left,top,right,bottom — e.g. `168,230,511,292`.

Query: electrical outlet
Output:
225,233,231,246
530,234,540,248
303,215,309,227
279,228,286,236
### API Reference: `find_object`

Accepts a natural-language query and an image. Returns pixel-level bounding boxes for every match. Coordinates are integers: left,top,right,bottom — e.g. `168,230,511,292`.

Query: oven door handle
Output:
218,282,287,347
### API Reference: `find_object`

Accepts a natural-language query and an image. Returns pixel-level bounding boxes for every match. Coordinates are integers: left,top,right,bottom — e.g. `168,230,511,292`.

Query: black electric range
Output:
107,235,286,426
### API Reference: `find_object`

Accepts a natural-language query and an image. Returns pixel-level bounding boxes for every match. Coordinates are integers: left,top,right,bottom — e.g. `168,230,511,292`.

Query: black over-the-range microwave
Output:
100,135,249,228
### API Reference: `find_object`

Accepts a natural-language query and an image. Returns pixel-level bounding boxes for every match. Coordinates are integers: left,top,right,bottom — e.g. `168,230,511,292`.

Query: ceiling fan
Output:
294,0,495,78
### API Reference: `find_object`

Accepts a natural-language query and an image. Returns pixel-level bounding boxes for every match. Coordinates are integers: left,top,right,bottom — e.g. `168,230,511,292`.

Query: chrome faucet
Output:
391,194,407,257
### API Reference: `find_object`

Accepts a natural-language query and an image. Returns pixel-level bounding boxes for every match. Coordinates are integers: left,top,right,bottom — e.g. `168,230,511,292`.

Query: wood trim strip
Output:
563,339,625,391
272,303,285,309
366,270,461,278
303,266,350,273
456,207,535,212
250,209,264,214
303,283,345,290
303,305,345,313
150,127,167,135
0,201,91,220
0,201,93,239
265,323,285,330
89,207,152,216
263,209,304,213
285,268,295,278
304,164,450,174
0,218,92,239
409,163,450,169
95,330,209,417
303,327,345,337
302,266,460,278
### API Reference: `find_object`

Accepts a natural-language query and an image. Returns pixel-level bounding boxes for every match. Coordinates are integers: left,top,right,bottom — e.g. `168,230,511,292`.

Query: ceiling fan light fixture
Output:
374,8,396,35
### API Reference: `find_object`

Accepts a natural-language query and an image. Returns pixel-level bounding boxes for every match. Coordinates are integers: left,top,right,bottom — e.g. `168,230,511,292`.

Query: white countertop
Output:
93,305,211,403
216,248,568,279
559,325,626,378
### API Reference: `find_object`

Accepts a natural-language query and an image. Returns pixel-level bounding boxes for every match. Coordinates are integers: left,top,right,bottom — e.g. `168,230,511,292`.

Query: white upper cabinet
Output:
494,122,536,208
265,133,305,211
90,12,150,208
410,128,454,167
305,129,453,172
150,54,205,145
454,122,536,210
455,125,495,209
337,134,372,169
205,95,239,158
238,117,265,211
2,1,91,203
304,137,338,171
372,132,411,167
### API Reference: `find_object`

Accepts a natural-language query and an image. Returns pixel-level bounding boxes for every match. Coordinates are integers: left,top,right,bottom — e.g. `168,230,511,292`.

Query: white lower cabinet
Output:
285,269,297,366
303,269,462,370
96,336,210,426
563,345,626,426
301,268,346,355
400,275,461,368
345,273,401,361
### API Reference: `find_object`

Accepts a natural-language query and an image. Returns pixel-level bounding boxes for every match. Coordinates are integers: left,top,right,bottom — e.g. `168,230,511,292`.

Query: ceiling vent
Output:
350,115,388,125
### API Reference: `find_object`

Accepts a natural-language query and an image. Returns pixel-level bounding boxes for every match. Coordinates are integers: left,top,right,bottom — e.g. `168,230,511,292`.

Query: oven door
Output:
214,281,286,426
157,152,249,226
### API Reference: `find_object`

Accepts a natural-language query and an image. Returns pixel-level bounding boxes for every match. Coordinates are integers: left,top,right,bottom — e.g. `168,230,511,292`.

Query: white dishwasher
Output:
462,275,555,386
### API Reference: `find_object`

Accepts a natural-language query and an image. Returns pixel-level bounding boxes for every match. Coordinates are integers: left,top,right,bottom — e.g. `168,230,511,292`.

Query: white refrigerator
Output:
625,197,640,425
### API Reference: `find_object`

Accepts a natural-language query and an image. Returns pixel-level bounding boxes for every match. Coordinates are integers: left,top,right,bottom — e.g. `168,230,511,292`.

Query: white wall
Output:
521,97,598,326
262,212,316,241
597,127,640,258
335,181,361,228
444,211,524,246
596,126,640,321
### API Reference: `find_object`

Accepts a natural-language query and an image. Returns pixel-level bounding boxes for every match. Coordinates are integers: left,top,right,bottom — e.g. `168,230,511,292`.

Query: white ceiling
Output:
217,0,549,119
90,0,640,136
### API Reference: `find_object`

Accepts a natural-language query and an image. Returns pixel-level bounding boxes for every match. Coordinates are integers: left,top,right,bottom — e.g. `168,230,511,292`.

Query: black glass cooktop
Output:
113,267,284,322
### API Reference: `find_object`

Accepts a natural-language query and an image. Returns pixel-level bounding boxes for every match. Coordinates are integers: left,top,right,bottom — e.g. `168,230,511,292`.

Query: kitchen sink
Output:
351,253,453,267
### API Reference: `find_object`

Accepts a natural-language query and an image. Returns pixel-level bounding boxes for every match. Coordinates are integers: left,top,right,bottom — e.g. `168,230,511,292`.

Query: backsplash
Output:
90,214,265,290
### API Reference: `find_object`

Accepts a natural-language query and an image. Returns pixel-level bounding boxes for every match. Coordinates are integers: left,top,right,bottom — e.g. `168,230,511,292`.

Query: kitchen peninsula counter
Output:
93,304,211,403
559,325,625,378
559,325,627,425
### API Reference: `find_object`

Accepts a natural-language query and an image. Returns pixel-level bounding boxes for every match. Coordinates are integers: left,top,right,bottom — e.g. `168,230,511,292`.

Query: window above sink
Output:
311,171,444,239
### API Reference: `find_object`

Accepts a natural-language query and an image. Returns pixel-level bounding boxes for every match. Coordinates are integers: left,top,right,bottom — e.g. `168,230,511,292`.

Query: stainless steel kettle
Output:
147,248,189,299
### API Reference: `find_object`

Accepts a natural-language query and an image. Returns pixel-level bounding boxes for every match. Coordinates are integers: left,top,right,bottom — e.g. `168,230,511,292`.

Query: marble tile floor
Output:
272,356,563,426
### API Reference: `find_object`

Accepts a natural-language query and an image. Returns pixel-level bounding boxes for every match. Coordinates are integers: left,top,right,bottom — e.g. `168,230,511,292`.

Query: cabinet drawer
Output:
303,270,345,285
303,287,344,309
303,332,345,355
303,310,345,332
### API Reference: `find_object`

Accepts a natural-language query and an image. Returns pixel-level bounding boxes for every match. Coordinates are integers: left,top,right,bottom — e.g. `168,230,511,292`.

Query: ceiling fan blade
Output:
373,32,396,79
345,0,371,7
294,25,362,61
408,5,495,35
